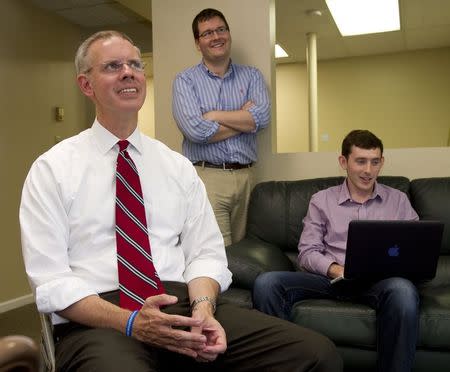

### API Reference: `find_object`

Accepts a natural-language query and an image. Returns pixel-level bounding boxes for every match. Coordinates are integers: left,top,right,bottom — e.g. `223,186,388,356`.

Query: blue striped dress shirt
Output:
172,62,270,164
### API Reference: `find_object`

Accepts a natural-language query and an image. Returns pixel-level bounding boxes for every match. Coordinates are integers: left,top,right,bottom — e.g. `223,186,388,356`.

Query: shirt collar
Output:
338,178,383,205
92,119,143,155
200,60,234,78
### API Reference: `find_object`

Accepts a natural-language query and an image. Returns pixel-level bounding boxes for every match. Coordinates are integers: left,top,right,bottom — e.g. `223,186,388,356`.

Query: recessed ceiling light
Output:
275,44,288,58
326,0,400,36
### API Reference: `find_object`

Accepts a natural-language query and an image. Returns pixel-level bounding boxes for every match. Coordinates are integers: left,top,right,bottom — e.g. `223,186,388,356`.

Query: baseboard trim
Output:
0,294,35,313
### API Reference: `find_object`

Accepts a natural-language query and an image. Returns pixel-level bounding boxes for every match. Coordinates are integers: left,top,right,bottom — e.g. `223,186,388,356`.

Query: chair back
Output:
39,314,55,372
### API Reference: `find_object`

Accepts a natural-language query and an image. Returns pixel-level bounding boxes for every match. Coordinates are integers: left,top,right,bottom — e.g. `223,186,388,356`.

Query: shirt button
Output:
38,298,48,306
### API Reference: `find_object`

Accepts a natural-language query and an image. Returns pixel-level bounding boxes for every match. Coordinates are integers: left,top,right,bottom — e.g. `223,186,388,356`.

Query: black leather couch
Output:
222,176,450,372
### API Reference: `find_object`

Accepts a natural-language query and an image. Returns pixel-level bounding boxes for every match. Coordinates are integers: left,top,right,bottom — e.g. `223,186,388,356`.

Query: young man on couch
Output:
253,130,419,372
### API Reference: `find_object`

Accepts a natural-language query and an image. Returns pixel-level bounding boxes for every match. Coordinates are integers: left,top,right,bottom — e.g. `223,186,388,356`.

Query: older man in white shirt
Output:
20,30,341,371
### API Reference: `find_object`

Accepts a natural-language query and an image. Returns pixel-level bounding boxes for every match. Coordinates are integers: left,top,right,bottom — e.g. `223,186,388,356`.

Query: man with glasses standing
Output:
173,8,271,247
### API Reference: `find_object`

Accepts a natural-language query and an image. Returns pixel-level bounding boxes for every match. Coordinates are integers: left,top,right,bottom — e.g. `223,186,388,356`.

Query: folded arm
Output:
172,68,270,144
203,101,256,133
204,68,271,138
208,124,240,143
172,75,229,144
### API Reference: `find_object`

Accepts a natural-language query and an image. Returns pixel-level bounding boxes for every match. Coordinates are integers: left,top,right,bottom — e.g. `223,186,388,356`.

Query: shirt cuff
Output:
247,107,261,133
203,120,221,143
315,256,336,277
35,276,98,314
183,261,232,293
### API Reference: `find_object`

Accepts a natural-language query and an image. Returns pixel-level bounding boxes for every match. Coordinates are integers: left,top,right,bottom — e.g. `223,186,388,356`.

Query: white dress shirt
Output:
20,120,232,324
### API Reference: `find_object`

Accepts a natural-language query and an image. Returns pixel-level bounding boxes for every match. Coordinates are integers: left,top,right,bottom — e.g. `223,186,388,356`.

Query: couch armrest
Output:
226,237,295,290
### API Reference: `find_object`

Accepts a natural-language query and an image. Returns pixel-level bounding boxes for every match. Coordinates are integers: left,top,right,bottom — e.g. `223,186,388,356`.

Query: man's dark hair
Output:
341,130,384,158
192,8,229,40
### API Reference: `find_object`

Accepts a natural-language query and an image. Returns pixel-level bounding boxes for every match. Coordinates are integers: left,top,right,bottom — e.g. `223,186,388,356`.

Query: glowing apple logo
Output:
388,245,400,257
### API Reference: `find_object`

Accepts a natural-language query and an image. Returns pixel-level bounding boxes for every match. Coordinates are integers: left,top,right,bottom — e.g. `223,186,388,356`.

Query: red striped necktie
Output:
115,140,164,310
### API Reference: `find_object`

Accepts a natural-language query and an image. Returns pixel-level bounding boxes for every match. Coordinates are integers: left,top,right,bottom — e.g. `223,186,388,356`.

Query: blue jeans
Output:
253,271,419,372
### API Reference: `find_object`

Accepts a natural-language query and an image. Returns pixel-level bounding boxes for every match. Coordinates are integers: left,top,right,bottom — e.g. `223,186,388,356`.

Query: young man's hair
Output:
75,30,140,75
341,130,384,158
192,8,229,40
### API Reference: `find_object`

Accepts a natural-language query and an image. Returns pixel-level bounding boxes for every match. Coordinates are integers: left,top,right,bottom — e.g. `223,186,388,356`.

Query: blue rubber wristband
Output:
125,310,139,337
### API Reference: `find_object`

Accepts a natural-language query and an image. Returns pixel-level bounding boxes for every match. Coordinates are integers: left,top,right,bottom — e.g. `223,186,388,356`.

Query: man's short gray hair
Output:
74,30,141,75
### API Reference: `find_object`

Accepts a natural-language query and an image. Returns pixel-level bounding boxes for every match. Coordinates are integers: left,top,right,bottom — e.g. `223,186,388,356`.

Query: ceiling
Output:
30,0,450,63
30,0,153,52
276,0,450,63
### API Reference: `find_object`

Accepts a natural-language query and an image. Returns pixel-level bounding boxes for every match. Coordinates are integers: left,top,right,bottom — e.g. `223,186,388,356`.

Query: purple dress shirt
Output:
298,180,419,277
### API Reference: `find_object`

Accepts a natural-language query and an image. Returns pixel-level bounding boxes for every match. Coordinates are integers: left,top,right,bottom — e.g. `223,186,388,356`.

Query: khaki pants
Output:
195,165,254,246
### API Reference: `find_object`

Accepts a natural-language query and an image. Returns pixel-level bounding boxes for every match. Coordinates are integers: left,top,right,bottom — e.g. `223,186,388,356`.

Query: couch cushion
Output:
226,238,294,290
416,256,450,349
378,175,411,196
410,177,450,254
291,299,376,348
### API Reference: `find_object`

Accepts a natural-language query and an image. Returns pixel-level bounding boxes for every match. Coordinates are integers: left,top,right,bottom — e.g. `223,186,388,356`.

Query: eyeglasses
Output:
199,26,229,39
84,59,146,74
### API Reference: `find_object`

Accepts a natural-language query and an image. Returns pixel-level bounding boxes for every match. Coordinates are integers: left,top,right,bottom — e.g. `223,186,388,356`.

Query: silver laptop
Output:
331,220,444,284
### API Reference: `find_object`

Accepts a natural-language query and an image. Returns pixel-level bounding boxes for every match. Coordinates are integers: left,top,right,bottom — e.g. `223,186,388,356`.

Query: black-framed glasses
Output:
199,26,229,39
84,59,146,74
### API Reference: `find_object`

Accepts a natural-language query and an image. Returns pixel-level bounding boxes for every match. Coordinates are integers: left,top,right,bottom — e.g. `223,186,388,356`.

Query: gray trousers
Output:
54,282,342,372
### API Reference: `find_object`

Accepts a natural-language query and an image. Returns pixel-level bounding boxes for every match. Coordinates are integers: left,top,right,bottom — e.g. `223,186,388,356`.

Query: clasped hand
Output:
131,294,227,361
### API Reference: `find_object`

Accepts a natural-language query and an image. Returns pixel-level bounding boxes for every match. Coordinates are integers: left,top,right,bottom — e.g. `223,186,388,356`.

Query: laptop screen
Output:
343,220,443,281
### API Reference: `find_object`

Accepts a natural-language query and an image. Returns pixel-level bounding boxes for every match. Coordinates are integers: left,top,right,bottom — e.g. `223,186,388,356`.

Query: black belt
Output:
193,161,252,170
